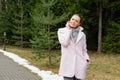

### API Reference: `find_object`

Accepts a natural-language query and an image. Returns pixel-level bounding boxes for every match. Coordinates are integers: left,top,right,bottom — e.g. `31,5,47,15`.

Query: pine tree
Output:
102,21,120,53
11,0,24,47
11,0,32,47
30,0,69,64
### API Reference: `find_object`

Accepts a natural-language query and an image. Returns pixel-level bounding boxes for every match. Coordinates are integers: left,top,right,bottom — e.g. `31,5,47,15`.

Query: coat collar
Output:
75,26,84,44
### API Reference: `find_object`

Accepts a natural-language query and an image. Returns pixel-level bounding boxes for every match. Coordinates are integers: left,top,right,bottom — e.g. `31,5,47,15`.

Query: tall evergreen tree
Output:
102,0,120,53
30,0,69,64
11,0,33,47
0,0,13,44
11,0,24,47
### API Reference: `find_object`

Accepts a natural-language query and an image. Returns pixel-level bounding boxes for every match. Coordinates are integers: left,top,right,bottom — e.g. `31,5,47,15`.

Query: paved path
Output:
0,53,38,80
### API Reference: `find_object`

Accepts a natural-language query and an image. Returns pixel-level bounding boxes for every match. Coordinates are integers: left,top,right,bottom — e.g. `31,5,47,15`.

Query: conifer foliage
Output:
0,0,120,54
30,0,68,64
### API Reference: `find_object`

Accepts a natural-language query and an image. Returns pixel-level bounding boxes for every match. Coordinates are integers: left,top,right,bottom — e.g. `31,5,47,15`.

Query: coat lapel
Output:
75,31,83,44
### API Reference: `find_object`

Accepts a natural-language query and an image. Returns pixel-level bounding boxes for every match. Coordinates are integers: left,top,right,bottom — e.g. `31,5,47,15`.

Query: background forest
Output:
0,0,120,54
0,1,120,80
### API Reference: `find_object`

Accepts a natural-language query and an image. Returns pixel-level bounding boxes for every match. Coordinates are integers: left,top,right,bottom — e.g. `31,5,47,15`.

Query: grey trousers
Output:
64,76,81,80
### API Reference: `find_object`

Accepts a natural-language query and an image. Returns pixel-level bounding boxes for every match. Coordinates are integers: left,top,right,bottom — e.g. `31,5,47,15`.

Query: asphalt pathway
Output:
0,53,38,80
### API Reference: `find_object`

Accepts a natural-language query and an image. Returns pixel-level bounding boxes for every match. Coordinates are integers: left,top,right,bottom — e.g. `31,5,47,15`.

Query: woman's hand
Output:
66,21,71,29
86,59,90,64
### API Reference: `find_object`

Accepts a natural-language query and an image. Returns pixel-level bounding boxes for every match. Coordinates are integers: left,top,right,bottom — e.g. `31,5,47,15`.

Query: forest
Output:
0,0,120,54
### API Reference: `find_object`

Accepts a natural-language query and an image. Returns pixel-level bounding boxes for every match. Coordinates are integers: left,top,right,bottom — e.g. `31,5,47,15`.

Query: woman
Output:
58,14,90,80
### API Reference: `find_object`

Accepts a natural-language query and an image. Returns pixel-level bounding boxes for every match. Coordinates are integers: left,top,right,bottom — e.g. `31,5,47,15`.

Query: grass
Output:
0,45,120,80
86,52,120,80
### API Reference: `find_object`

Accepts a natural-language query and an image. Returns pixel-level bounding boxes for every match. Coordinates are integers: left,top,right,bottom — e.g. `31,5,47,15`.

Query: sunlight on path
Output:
0,50,63,80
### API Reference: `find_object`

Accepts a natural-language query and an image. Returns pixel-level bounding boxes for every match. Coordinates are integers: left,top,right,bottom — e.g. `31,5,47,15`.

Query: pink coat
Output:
58,27,90,79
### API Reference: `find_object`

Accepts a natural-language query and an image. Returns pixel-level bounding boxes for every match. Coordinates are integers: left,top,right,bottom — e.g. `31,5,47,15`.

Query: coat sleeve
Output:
58,27,72,47
83,33,90,61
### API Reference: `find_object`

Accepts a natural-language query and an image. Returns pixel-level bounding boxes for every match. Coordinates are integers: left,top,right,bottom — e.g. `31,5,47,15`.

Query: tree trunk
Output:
19,0,23,48
5,0,7,12
48,6,52,65
98,0,102,53
20,12,23,48
0,0,2,11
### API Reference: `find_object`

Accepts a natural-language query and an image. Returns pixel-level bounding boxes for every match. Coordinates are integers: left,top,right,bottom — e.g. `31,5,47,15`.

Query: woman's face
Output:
69,15,81,28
